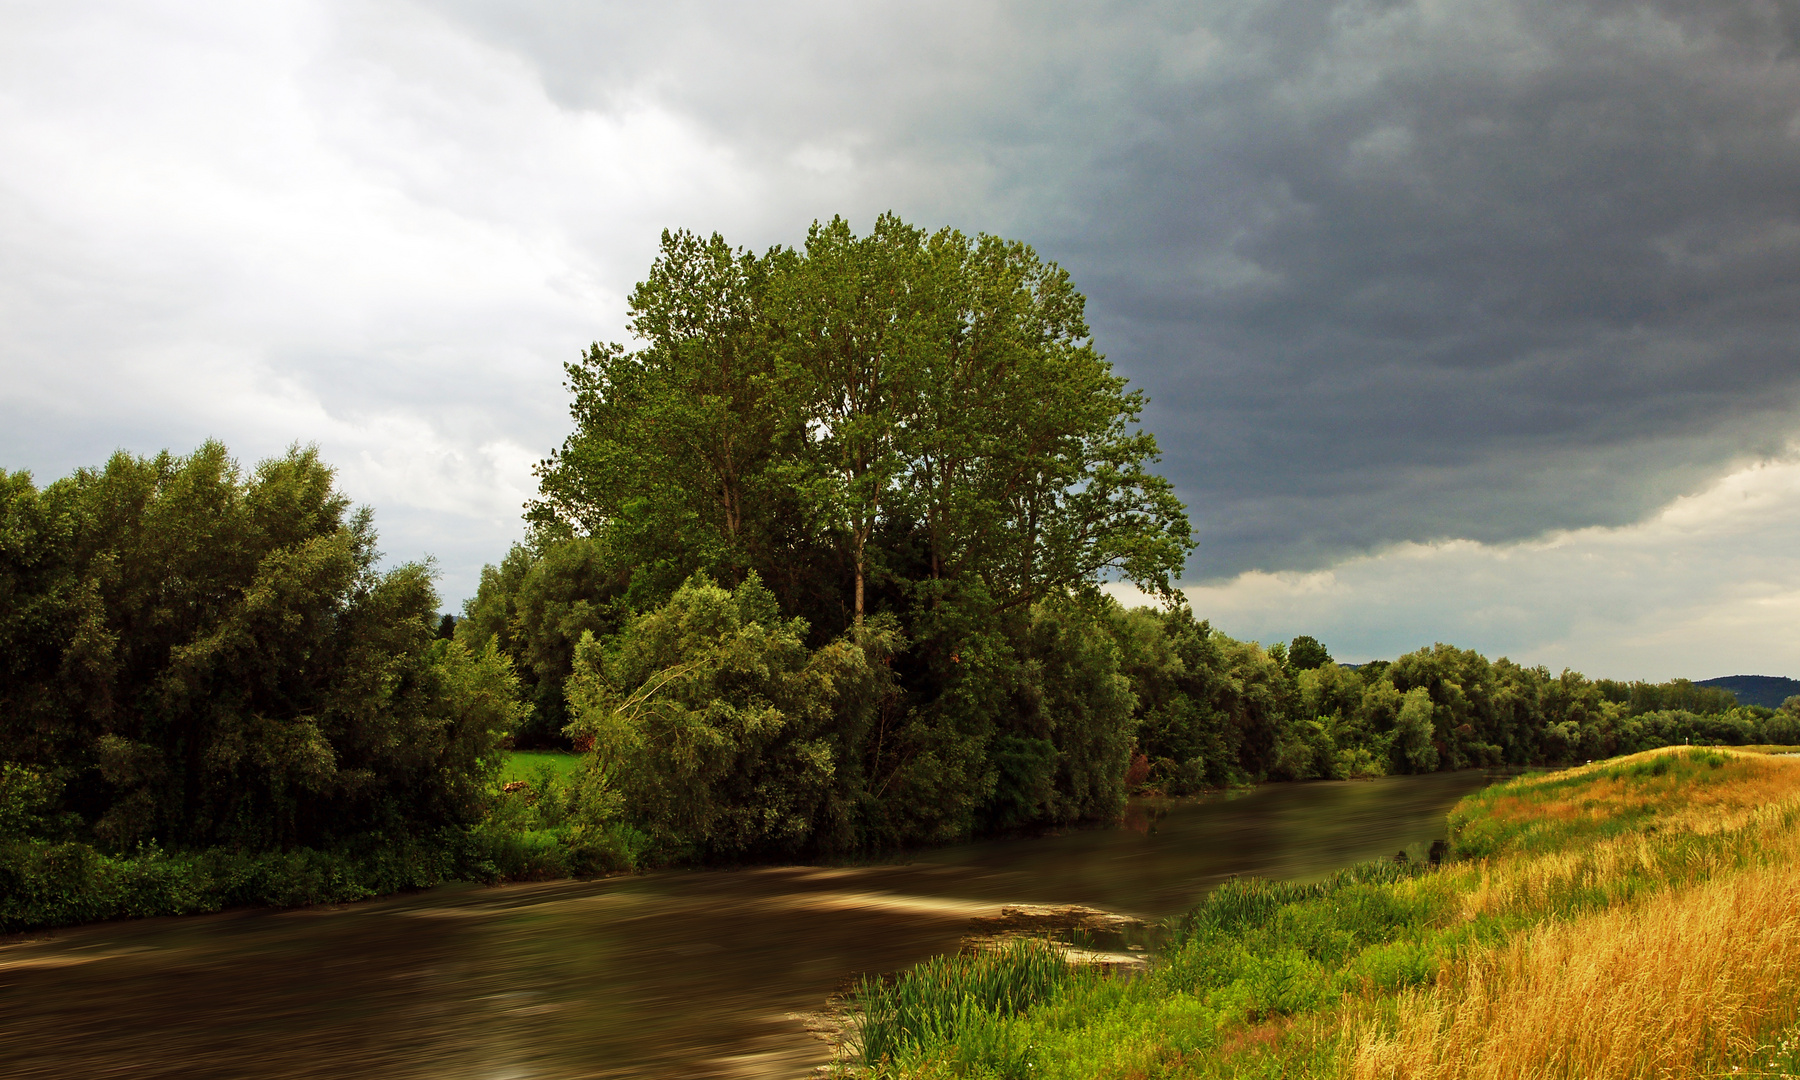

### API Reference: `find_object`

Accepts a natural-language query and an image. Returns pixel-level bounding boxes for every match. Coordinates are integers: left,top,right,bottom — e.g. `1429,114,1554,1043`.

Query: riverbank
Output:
845,745,1800,1078
0,771,1495,1078
0,750,1489,936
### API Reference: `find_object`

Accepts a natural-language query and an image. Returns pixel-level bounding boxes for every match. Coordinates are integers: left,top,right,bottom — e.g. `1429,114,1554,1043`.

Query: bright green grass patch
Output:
856,938,1077,1068
500,751,585,786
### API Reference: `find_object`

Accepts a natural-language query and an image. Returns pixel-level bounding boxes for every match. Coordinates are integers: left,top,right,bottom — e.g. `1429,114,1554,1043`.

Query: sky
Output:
3,0,1798,680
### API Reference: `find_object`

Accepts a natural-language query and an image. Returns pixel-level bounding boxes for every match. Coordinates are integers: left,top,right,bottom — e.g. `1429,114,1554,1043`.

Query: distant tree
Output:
1288,635,1332,671
1766,697,1800,745
436,613,457,640
1393,687,1441,773
456,539,627,748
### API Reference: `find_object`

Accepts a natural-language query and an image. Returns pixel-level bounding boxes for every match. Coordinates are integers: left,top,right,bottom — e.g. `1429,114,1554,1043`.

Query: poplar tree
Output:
531,214,1193,635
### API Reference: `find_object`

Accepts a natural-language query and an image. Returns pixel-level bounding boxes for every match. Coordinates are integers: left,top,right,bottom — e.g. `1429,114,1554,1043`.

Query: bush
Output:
1,443,525,852
0,833,476,933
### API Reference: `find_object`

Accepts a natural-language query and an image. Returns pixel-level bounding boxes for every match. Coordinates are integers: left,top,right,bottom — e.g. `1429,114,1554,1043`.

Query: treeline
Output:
450,214,1788,863
0,444,529,930
1121,624,1783,788
462,550,1789,865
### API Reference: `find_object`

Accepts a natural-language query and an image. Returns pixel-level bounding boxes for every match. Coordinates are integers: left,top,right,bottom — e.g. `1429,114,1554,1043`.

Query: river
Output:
0,769,1499,1079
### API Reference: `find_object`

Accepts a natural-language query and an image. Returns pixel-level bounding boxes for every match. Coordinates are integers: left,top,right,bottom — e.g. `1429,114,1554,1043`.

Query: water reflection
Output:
0,770,1499,1079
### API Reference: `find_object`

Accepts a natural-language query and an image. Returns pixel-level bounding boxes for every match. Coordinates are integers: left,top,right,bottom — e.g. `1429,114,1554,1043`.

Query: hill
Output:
1696,675,1800,710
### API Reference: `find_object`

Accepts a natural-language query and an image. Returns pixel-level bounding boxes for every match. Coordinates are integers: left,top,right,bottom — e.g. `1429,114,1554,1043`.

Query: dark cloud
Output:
6,0,1795,603
425,0,1800,577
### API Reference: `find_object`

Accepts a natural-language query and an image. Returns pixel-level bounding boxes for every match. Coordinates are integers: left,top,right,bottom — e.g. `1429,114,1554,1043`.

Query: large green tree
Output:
519,215,1193,846
529,214,1193,638
0,443,522,850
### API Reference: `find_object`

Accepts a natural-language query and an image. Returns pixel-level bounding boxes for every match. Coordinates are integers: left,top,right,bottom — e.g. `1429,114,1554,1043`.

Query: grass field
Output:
847,747,1800,1079
499,750,585,786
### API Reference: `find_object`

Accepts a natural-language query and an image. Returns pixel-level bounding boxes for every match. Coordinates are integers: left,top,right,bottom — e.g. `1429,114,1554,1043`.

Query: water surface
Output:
0,770,1498,1079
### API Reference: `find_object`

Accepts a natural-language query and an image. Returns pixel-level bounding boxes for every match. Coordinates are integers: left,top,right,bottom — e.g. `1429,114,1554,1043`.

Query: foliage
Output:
472,213,1786,863
0,827,504,934
456,538,625,747
1287,634,1332,671
566,573,897,861
1111,618,1785,800
0,442,523,858
529,217,1193,637
518,216,1190,851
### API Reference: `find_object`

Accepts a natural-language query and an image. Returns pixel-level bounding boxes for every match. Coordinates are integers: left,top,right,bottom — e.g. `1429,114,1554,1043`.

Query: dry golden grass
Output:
1451,749,1800,922
1346,750,1800,1080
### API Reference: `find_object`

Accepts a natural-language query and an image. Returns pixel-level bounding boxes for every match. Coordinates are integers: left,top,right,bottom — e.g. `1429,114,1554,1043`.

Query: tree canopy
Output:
529,215,1193,637
0,442,521,851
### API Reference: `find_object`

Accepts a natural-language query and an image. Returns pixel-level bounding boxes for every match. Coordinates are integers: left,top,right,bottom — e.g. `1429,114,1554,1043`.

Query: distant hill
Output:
1695,675,1800,710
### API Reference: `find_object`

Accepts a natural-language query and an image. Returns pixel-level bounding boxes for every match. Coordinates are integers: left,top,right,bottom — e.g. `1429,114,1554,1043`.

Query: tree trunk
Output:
853,529,866,625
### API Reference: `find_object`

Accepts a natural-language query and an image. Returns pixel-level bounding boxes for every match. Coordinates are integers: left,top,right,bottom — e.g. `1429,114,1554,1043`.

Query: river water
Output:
0,770,1498,1079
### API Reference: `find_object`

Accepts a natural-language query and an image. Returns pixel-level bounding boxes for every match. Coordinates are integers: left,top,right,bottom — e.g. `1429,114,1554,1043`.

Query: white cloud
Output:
0,0,824,601
1165,451,1800,680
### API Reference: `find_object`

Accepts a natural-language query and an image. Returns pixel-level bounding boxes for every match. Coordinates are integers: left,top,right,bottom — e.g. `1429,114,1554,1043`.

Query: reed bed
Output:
854,937,1075,1068
852,747,1800,1080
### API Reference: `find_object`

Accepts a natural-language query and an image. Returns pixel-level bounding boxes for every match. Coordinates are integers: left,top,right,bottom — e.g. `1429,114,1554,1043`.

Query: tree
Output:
530,231,811,610
529,214,1193,639
514,213,1193,847
1288,635,1332,671
0,443,523,850
1393,687,1441,773
564,574,898,860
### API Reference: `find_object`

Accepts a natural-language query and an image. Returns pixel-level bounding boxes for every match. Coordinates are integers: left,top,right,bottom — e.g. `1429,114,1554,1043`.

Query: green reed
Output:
855,936,1076,1067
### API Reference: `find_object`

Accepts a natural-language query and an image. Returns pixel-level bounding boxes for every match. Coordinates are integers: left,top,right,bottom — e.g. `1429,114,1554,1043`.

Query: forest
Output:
3,216,1794,929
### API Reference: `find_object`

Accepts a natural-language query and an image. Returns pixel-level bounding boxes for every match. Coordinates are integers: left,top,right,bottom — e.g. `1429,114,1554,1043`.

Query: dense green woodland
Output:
0,444,534,929
3,215,1794,930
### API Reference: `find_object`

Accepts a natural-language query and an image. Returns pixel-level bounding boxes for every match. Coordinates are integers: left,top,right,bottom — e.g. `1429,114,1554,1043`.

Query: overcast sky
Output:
4,0,1798,679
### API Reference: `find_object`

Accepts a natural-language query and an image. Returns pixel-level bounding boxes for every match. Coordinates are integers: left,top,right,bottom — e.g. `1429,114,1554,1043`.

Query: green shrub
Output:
0,832,482,933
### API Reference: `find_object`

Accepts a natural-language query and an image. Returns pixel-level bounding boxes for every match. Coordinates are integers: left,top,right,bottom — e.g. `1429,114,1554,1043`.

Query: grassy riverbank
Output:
850,746,1800,1079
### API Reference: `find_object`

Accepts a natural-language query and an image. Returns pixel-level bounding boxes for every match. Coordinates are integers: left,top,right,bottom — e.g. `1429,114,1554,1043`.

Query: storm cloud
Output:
3,0,1797,672
423,0,1800,571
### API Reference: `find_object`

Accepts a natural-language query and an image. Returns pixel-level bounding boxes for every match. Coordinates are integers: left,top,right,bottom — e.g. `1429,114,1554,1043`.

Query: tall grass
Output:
1346,856,1800,1078
1342,749,1800,1079
855,937,1075,1068
861,746,1800,1079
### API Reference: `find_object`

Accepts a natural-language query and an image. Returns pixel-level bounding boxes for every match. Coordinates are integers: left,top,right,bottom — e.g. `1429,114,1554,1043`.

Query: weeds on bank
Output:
853,747,1800,1080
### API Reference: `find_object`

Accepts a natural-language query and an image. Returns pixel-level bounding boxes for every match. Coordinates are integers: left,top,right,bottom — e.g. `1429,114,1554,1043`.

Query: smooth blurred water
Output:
0,769,1499,1079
